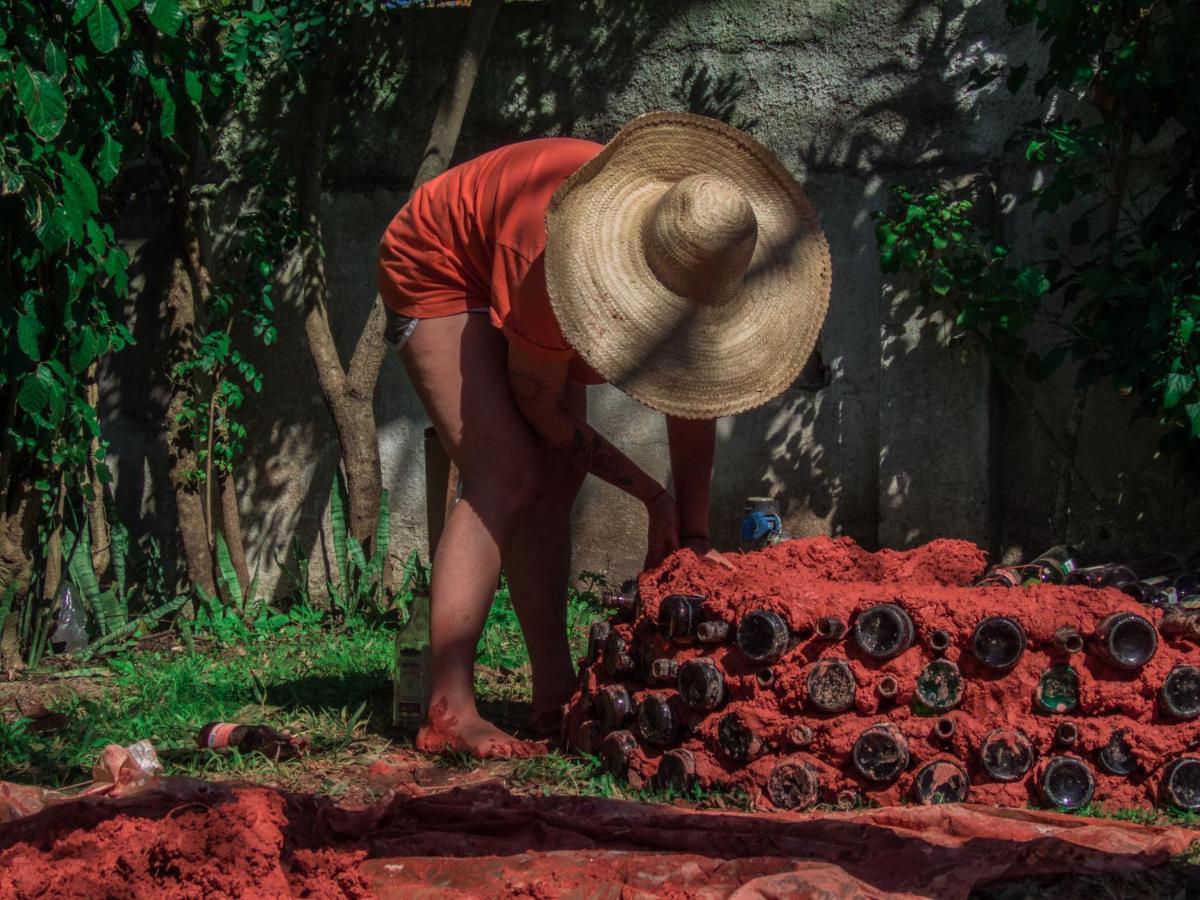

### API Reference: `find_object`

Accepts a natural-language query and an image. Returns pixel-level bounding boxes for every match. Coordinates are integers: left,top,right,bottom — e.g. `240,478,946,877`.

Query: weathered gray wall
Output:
107,0,1200,600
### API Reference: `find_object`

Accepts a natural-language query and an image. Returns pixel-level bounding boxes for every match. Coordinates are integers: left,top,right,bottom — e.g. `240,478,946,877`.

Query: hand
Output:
681,536,737,571
644,489,680,570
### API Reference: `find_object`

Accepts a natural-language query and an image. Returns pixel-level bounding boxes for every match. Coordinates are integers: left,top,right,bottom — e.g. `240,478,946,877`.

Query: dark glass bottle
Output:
1097,730,1138,776
1161,757,1200,812
927,629,951,654
655,748,696,793
912,760,970,805
735,609,793,662
717,711,764,762
596,684,633,732
934,717,956,741
677,658,725,710
816,616,846,640
648,657,679,683
1036,664,1080,714
766,759,820,810
1160,665,1200,720
657,594,705,641
1093,611,1158,669
979,728,1035,782
787,723,814,748
914,660,963,712
600,730,638,777
572,719,603,755
697,621,731,643
1038,756,1095,810
636,693,680,746
1161,610,1200,640
603,631,636,677
1053,626,1083,655
1130,552,1188,581
604,579,639,622
1025,545,1078,584
851,723,909,783
197,723,305,760
1053,721,1079,748
806,658,856,713
852,604,914,659
970,616,1026,670
1068,563,1138,588
586,620,611,664
974,565,1025,588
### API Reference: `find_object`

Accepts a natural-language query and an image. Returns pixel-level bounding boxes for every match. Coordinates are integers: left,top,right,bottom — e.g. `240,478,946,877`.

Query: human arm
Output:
666,416,735,570
507,344,678,566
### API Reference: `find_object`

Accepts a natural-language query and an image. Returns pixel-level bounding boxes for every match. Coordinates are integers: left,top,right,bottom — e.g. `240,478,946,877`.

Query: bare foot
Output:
416,699,547,760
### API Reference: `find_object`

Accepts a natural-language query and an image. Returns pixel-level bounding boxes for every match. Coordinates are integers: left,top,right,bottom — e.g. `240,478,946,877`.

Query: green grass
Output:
0,578,608,791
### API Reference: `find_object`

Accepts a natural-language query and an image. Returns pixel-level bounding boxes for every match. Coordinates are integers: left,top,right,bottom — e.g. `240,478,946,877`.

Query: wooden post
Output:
424,426,460,562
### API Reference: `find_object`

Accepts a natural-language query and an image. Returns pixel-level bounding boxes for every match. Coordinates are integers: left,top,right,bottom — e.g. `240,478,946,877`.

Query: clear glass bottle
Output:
393,587,432,731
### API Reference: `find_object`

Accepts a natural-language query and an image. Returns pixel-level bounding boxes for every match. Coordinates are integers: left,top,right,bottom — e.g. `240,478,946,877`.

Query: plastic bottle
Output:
49,582,88,654
393,587,432,730
738,497,785,551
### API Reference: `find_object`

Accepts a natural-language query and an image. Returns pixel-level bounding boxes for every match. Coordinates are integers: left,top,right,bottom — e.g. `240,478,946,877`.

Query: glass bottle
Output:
914,660,963,712
1036,664,1080,714
979,728,1035,782
806,658,856,713
600,730,638,777
393,587,432,731
912,760,969,805
766,758,820,810
655,748,697,793
717,710,764,762
1038,756,1095,810
1093,611,1158,670
970,616,1026,670
852,603,914,659
596,684,633,732
735,609,793,662
851,722,909,783
1161,757,1200,812
1160,665,1200,720
677,657,725,710
657,594,705,642
636,693,680,746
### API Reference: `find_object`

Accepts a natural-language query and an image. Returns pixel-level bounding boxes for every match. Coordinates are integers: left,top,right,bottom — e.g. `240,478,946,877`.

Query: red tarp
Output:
2,780,1197,898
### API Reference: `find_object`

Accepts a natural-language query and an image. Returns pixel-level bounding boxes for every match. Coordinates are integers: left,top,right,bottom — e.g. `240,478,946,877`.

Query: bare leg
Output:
504,384,587,733
399,313,546,759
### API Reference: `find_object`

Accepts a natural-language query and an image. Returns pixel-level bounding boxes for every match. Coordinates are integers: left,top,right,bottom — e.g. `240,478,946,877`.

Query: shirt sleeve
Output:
493,247,575,360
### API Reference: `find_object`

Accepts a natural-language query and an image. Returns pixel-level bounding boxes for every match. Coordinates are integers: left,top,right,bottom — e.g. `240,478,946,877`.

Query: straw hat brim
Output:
544,112,832,419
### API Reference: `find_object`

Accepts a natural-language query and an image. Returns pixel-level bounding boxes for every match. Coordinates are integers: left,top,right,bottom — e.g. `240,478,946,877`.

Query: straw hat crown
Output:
545,112,831,419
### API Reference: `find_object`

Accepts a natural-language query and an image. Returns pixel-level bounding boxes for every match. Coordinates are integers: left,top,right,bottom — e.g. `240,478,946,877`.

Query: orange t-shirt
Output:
377,137,604,384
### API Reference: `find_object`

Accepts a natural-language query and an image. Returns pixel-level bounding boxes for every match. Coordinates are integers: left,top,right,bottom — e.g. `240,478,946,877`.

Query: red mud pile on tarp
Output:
0,779,1197,899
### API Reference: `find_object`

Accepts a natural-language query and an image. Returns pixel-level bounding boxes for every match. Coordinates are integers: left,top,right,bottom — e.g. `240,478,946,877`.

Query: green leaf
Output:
14,65,67,140
70,328,101,373
215,531,245,612
1164,373,1195,410
44,42,67,83
144,0,184,36
64,526,103,629
159,92,176,138
96,135,123,184
1187,402,1200,439
59,152,99,214
931,267,955,296
88,2,120,53
1180,316,1195,345
330,472,349,591
184,67,202,105
17,314,43,360
73,0,99,24
16,373,49,416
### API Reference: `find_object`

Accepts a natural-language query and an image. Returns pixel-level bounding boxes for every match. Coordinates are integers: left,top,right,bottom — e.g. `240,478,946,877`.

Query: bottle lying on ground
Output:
1125,571,1200,606
979,728,1035,782
766,758,821,810
677,657,726,710
806,658,856,713
657,593,706,642
603,579,639,622
1038,756,1095,810
600,730,638,777
1161,757,1200,812
1160,609,1200,641
717,710,765,762
1093,611,1158,669
1160,665,1200,720
655,748,697,793
1024,545,1078,584
736,609,796,662
636,693,682,746
596,684,633,732
1036,664,1080,713
914,660,963,712
1067,563,1139,589
1097,730,1138,776
912,760,970,805
851,722,909,783
852,603,914,659
970,616,1026,670
197,723,307,761
974,565,1028,588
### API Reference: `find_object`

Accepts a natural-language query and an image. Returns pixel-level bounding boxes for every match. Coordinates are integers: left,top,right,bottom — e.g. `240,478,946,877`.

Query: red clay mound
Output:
0,780,1197,899
567,537,1200,811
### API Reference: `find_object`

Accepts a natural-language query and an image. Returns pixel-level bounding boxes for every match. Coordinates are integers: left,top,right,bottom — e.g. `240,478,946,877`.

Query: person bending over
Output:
377,112,830,759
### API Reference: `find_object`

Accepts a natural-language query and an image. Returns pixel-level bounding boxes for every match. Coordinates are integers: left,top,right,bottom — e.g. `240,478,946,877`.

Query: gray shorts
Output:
384,307,489,350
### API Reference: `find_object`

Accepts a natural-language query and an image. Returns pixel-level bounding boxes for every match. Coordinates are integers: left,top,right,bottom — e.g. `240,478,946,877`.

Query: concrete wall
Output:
106,0,1200,599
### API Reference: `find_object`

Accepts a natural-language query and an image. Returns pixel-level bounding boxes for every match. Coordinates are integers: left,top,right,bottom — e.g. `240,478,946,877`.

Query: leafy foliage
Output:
875,0,1200,457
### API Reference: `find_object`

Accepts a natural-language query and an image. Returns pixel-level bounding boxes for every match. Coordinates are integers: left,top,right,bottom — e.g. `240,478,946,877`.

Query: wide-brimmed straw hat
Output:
544,111,832,419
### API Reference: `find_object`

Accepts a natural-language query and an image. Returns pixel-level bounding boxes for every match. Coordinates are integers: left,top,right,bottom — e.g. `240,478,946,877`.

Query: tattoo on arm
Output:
556,428,635,487
509,368,548,406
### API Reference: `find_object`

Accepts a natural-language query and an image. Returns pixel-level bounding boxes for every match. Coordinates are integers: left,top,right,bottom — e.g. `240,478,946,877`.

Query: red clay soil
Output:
569,536,1200,809
0,780,1197,899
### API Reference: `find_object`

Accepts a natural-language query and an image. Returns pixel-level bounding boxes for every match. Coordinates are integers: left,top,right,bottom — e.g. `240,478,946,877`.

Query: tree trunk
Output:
83,362,112,581
218,466,251,598
298,0,502,568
